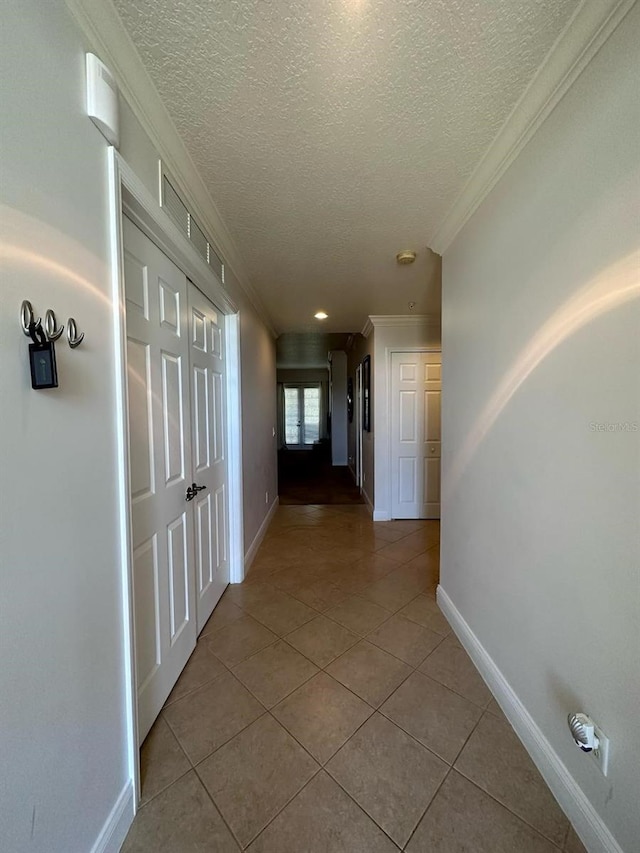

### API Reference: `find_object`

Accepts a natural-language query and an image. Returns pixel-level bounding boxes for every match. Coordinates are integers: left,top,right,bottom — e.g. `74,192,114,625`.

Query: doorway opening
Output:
283,383,321,448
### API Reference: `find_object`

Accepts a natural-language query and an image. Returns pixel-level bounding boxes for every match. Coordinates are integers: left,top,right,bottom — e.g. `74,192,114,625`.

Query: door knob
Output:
185,482,207,502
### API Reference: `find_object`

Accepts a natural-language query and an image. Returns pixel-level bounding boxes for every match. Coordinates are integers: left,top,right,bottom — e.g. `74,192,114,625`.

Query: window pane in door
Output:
284,387,300,445
303,387,320,445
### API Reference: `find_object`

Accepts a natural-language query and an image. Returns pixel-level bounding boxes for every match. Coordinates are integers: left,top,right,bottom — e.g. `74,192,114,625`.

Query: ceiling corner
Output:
429,0,635,255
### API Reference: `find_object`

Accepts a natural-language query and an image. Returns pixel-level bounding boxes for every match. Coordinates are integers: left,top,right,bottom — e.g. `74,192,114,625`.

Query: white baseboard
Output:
373,508,390,521
437,586,624,853
362,488,373,516
243,496,279,576
91,781,134,853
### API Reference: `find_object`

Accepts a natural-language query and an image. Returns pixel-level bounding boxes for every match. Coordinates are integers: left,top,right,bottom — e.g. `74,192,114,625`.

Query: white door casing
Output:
110,150,244,808
123,216,197,743
355,364,363,489
390,351,441,519
188,281,230,631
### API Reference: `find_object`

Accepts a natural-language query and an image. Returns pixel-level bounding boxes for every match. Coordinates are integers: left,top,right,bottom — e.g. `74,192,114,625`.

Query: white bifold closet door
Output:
187,282,229,628
390,351,441,520
123,216,229,744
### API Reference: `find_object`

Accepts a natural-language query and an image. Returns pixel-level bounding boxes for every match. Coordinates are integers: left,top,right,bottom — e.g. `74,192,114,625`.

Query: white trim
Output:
429,0,636,254
368,315,440,329
361,318,374,338
373,508,390,522
361,488,374,517
244,496,279,574
65,0,277,336
108,149,246,805
107,148,139,808
226,313,245,583
90,781,134,853
437,586,625,853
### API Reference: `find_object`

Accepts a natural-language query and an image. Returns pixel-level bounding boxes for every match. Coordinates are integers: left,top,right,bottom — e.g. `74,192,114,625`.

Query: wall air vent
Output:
162,175,189,235
188,216,208,264
160,166,225,284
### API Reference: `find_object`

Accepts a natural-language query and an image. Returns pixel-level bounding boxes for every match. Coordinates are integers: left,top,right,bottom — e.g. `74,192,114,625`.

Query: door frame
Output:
355,364,363,489
107,149,244,808
281,382,322,449
385,346,441,520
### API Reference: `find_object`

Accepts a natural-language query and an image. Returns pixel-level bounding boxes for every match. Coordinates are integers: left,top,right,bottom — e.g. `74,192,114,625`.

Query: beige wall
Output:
440,7,640,851
347,333,374,507
239,298,278,541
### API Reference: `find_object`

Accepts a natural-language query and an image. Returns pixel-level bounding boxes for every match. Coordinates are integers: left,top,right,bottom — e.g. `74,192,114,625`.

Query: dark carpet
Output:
278,444,364,505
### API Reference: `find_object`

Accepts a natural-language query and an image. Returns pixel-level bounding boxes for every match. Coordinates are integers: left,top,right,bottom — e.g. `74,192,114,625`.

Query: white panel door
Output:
391,351,441,519
123,217,197,744
188,282,230,631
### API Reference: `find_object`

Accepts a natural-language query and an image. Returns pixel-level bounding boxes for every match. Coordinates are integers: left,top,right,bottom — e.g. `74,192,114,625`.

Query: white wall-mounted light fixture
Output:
314,311,328,320
86,53,120,147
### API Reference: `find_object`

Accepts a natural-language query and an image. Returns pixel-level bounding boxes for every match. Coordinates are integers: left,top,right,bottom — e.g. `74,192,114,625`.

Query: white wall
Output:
0,0,278,849
0,2,129,850
371,317,441,519
440,7,640,852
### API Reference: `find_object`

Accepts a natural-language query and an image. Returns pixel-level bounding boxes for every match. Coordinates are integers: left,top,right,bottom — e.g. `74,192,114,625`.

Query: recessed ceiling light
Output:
314,311,328,320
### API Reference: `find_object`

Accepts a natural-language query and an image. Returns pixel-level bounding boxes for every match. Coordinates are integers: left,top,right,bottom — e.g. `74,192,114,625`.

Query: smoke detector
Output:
396,250,417,265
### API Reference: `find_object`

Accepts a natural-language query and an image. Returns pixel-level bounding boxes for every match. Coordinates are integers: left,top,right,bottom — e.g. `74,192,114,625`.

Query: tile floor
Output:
122,504,587,853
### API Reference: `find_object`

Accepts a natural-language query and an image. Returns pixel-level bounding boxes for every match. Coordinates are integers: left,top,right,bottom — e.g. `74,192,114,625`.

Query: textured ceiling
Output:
113,0,580,333
276,332,353,368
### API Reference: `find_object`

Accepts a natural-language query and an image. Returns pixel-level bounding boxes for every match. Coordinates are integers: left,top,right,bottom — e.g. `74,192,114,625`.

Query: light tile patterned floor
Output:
122,505,587,852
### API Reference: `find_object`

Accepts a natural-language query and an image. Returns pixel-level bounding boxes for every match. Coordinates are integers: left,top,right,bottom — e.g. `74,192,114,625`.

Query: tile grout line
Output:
401,764,455,850
135,764,193,812
192,759,250,851
323,769,404,851
447,767,567,851
321,706,455,847
400,690,490,850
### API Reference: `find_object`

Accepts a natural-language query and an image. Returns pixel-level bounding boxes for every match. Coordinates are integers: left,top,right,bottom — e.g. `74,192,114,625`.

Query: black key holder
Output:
27,317,58,390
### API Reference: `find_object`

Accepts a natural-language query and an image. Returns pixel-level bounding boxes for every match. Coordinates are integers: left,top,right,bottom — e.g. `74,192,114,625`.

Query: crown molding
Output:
429,0,636,255
361,318,374,338
367,315,441,330
65,0,277,337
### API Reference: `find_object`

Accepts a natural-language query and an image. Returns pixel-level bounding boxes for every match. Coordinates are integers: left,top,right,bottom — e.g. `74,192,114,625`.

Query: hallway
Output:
278,445,364,505
122,505,585,853
123,506,584,853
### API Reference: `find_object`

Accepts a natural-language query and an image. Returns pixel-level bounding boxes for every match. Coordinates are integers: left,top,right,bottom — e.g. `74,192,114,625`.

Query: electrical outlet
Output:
592,724,610,776
265,491,269,504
